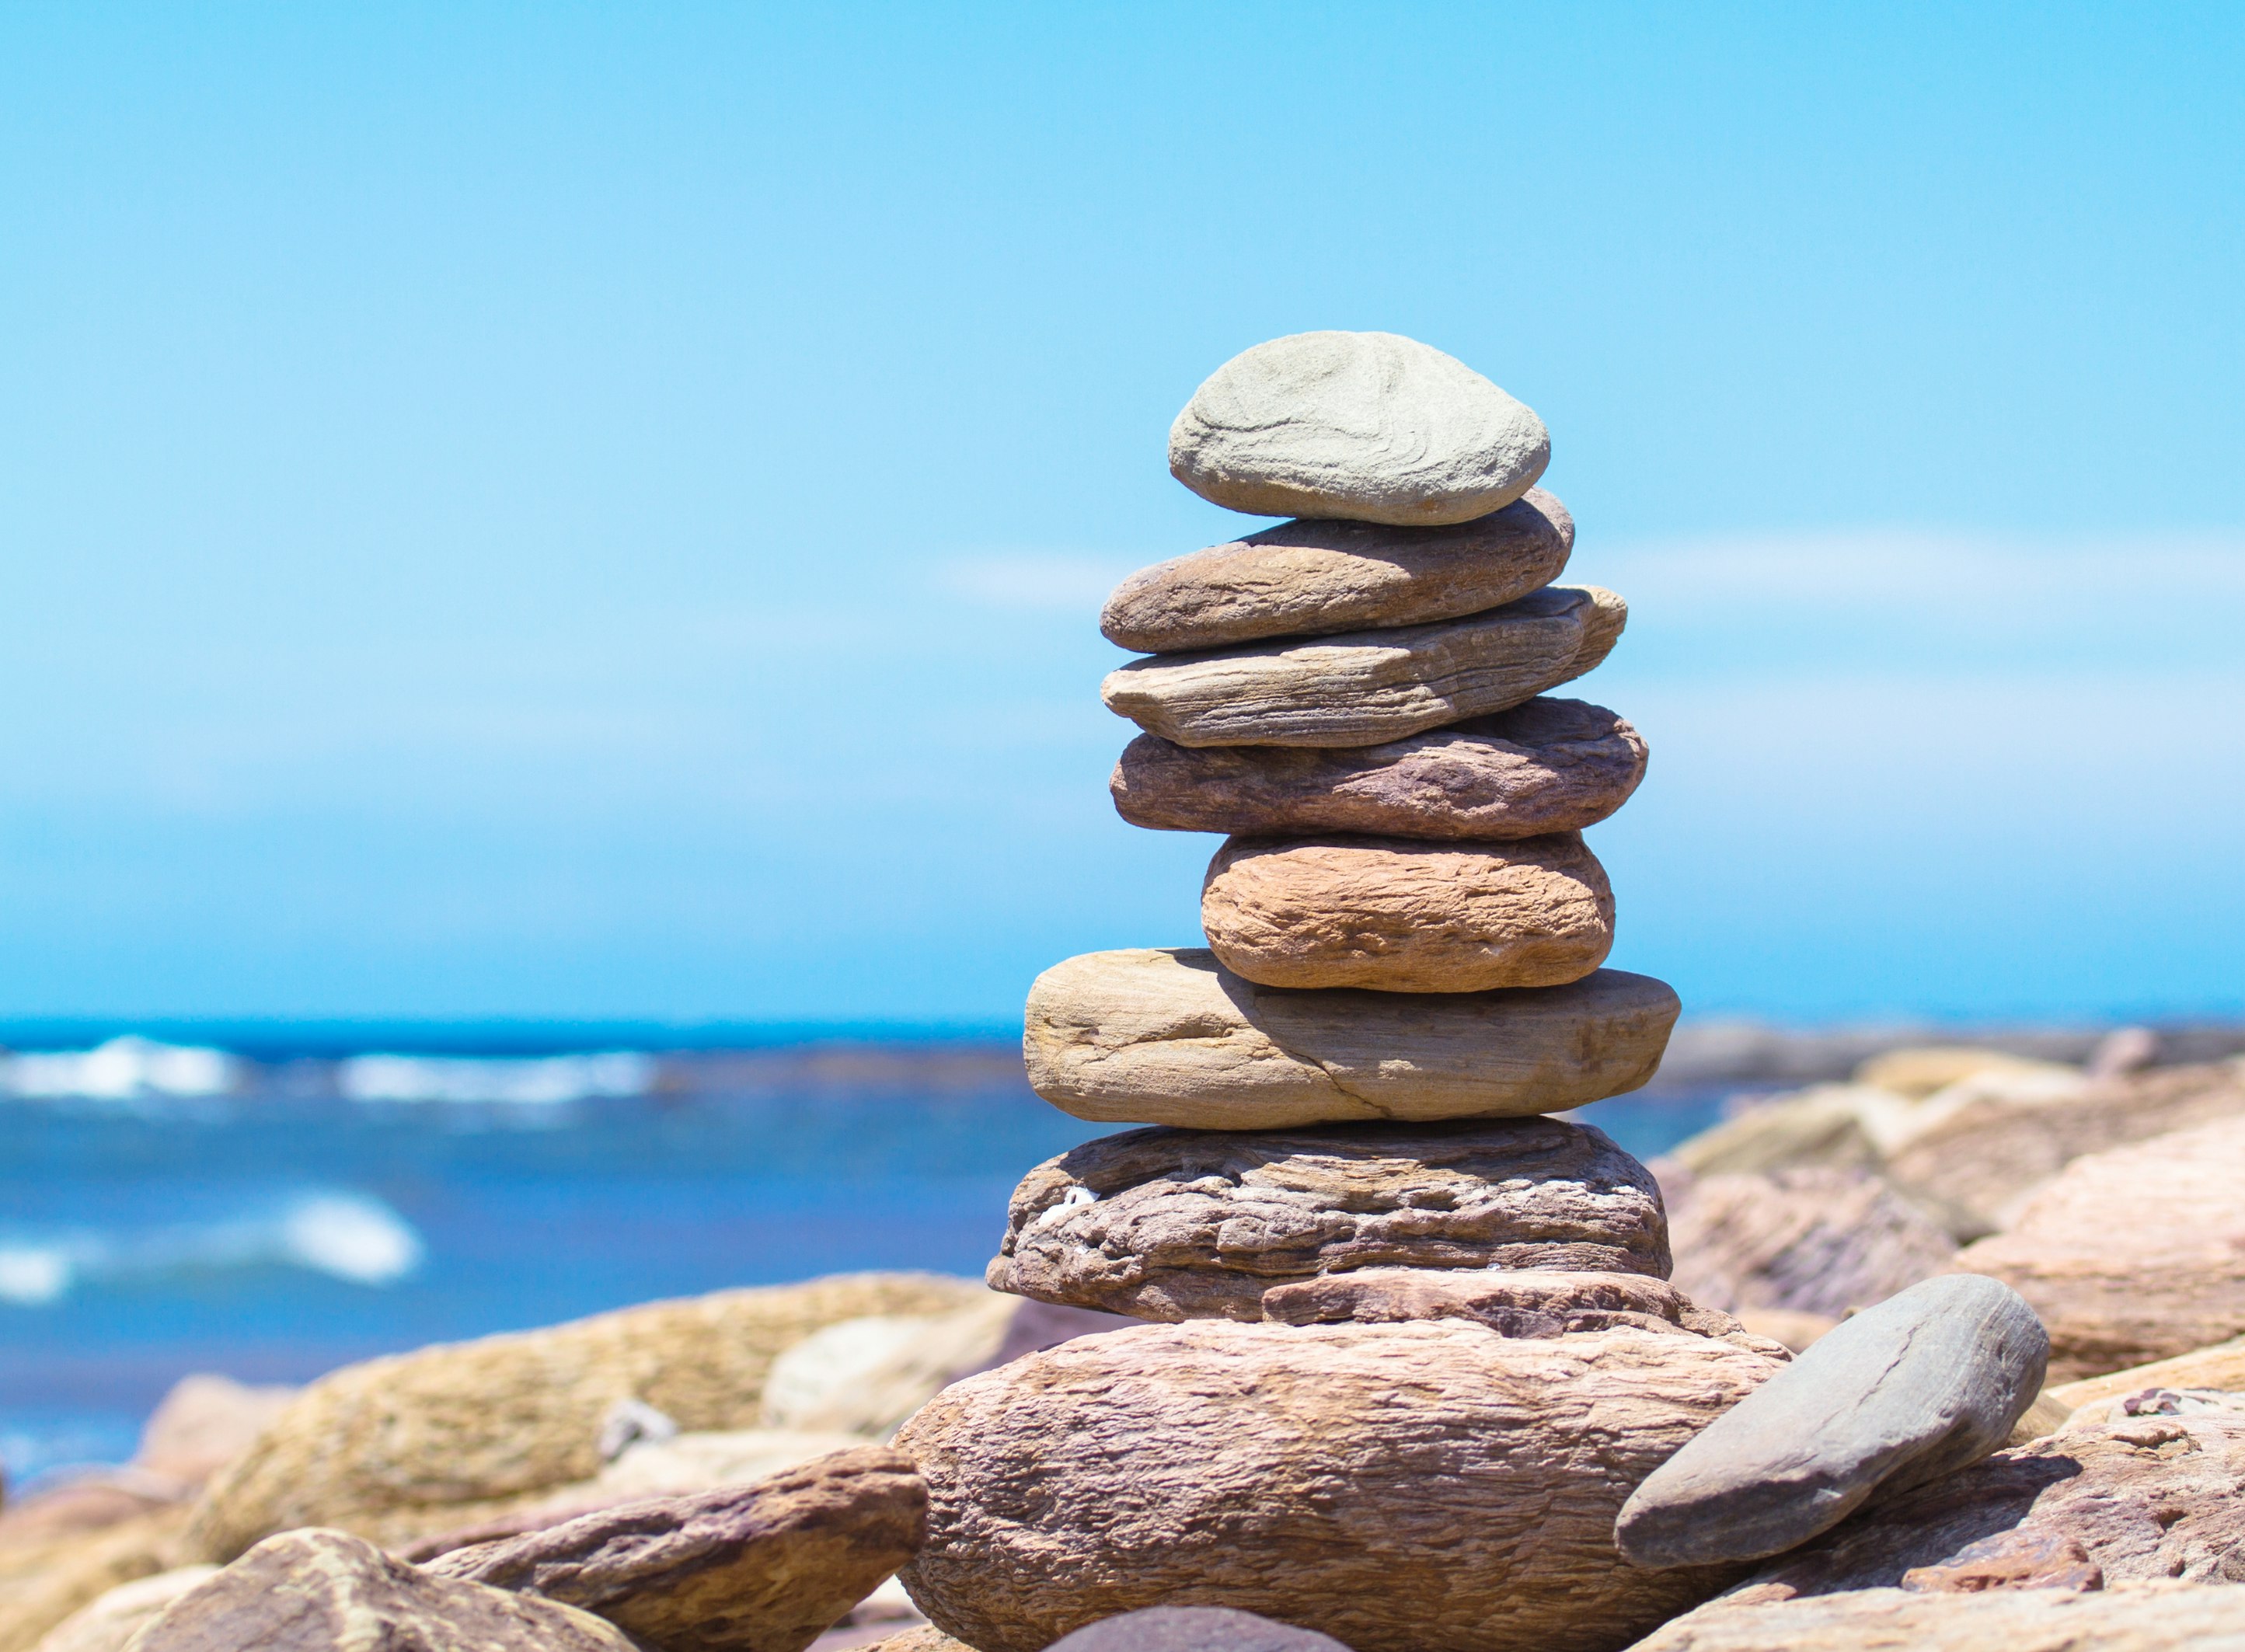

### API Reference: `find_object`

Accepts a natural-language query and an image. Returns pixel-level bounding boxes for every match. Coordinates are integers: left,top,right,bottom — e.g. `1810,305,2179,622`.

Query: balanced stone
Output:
1100,489,1572,654
1615,1274,2050,1570
1201,831,1612,992
1112,697,1646,842
1025,949,1678,1127
1100,584,1624,748
988,1117,1668,1321
894,1319,1783,1652
1167,331,1550,526
1260,1268,1781,1352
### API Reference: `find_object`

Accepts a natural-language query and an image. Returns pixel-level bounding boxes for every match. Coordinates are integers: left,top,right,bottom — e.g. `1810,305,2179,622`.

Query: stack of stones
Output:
895,334,2037,1652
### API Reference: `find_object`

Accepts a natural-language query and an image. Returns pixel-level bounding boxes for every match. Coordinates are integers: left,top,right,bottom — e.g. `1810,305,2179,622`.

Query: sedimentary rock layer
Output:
1200,831,1612,992
896,1319,1781,1652
1023,948,1679,1128
1100,490,1572,653
1633,1582,2245,1652
1100,585,1624,748
1111,697,1646,842
988,1117,1668,1321
1259,1268,1783,1356
1167,331,1550,525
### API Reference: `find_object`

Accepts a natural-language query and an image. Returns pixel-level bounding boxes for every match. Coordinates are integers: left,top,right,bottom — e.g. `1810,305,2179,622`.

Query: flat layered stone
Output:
1111,697,1646,842
1023,949,1679,1128
1201,831,1612,992
1100,585,1624,748
1100,490,1572,653
988,1118,1668,1321
895,1320,1783,1652
1616,1274,2049,1570
1167,331,1550,526
1629,1581,2245,1652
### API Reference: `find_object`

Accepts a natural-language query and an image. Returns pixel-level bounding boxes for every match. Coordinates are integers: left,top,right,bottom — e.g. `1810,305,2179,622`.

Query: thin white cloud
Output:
936,552,1138,611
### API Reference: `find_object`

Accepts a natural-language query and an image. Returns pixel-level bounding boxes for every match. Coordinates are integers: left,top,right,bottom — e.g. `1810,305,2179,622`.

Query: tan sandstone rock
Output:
185,1271,987,1562
2048,1333,2245,1412
1100,585,1624,748
1954,1114,2245,1382
28,1567,215,1652
1100,490,1572,653
1023,949,1679,1127
988,1118,1669,1320
0,1511,188,1652
131,1376,298,1492
1627,1580,2245,1652
1200,831,1612,992
894,1319,1783,1652
863,1630,970,1652
1111,698,1647,842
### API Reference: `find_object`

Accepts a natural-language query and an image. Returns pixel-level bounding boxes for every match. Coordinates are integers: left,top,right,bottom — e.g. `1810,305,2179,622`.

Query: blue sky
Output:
1,3,2240,1025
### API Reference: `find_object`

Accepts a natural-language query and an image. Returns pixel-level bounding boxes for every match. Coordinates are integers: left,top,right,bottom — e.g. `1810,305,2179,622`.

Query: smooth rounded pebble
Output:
1049,1605,1351,1652
1102,584,1623,748
1112,696,1647,842
988,1117,1669,1321
1023,948,1679,1127
1201,830,1612,992
1614,1274,2051,1570
1168,332,1550,526
1101,489,1572,653
896,1319,1782,1652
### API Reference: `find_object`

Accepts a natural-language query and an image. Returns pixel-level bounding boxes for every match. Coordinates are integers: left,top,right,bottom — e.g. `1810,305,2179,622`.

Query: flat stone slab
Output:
1630,1581,2245,1652
1112,697,1646,842
1167,331,1550,526
1201,831,1612,992
1023,948,1679,1128
1100,490,1572,654
1050,1606,1351,1652
988,1118,1668,1321
896,1320,1783,1652
1615,1274,2050,1570
1100,584,1623,748
430,1445,927,1652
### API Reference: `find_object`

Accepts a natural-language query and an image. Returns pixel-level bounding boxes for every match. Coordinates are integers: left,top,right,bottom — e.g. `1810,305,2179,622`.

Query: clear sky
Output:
2,2,2240,1026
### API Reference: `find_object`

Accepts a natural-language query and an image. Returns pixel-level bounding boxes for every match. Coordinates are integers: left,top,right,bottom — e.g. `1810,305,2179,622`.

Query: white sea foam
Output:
337,1051,656,1105
0,1190,423,1305
0,1037,238,1101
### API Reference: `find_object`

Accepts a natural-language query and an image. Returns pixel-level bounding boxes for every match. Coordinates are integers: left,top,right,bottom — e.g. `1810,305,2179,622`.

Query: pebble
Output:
1048,1606,1350,1652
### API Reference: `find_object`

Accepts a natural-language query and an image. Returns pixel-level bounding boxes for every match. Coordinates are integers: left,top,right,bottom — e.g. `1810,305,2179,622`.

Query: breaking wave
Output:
337,1051,656,1105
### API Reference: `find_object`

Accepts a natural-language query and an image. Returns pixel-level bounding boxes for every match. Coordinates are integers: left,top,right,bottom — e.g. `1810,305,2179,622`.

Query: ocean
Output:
0,1031,1729,1487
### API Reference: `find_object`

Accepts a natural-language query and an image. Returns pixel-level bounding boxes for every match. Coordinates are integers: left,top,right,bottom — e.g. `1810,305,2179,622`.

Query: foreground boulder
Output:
1200,831,1612,992
1112,699,1646,842
130,1528,640,1651
991,1118,1669,1320
1100,490,1572,653
186,1272,985,1560
896,1319,1783,1652
1627,1580,2245,1651
1954,1114,2245,1381
1050,1606,1351,1652
1616,1275,2048,1569
431,1446,926,1652
1024,948,1679,1127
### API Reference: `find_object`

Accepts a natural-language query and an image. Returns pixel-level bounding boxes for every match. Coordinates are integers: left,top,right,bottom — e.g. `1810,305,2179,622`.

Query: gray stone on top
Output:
1048,1606,1349,1652
1101,488,1573,654
1169,332,1550,526
1614,1273,2051,1570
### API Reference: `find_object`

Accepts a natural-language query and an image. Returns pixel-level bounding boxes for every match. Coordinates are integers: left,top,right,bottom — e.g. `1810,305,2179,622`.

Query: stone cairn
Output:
894,333,2048,1652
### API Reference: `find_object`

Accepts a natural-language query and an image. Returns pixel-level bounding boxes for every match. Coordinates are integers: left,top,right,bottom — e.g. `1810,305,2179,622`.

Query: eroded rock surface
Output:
1112,698,1646,842
1629,1581,2245,1652
1167,331,1550,526
1100,586,1623,748
989,1118,1668,1320
1259,1269,1787,1357
1201,831,1612,992
896,1319,1783,1652
1660,1164,1958,1319
1023,948,1679,1127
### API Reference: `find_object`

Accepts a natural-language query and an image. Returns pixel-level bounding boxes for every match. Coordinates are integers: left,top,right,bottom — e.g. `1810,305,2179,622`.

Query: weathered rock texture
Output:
863,1631,969,1652
430,1447,926,1652
1167,331,1550,526
1954,1114,2245,1382
1049,1606,1352,1652
2048,1333,2245,1411
1023,949,1679,1127
895,1319,1783,1652
131,1528,642,1652
132,1376,297,1491
988,1118,1669,1321
1100,491,1573,653
1112,698,1647,842
29,1567,217,1652
1659,1165,1959,1319
1201,831,1612,992
186,1272,985,1561
1616,1275,2048,1570
0,1511,187,1652
1100,585,1623,748
755,1293,1020,1436
1629,1581,2245,1652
